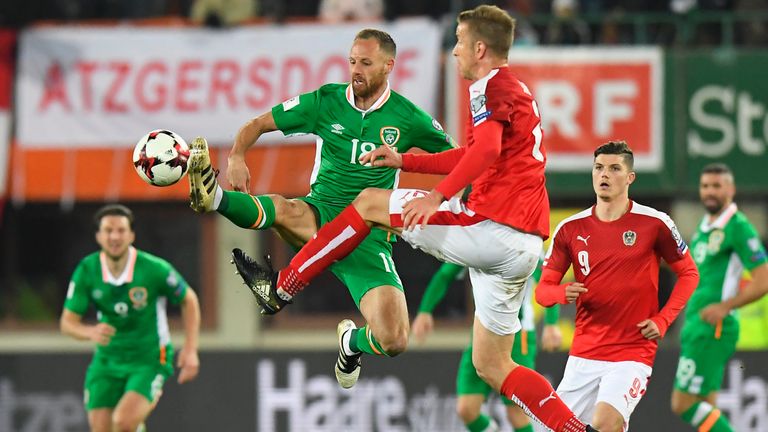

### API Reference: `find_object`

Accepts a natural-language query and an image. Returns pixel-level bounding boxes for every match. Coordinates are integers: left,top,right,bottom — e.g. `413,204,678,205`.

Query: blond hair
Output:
457,5,515,58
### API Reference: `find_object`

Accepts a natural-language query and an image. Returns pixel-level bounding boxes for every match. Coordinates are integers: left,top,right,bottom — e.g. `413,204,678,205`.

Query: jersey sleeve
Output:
64,262,90,315
158,261,189,305
271,89,321,136
484,79,515,125
407,107,456,153
470,76,515,128
732,217,768,271
543,224,572,274
654,214,688,265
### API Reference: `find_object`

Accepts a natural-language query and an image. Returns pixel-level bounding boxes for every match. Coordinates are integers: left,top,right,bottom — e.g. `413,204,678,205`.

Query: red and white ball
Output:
132,130,190,186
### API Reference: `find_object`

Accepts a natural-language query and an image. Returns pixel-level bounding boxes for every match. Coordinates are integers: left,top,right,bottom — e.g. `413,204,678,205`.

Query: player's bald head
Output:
701,162,734,185
354,29,396,59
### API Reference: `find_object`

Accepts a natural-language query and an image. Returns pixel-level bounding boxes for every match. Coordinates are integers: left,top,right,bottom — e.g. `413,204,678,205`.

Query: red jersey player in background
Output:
536,141,700,432
232,5,597,432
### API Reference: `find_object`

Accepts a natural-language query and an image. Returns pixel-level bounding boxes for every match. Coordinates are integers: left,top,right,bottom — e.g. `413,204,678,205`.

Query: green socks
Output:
349,325,389,356
466,414,492,432
515,424,533,432
217,191,275,230
680,401,734,432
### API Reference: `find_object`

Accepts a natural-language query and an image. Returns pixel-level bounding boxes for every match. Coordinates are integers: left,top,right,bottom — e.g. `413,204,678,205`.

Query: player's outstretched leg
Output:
231,248,288,315
335,319,362,388
188,136,220,213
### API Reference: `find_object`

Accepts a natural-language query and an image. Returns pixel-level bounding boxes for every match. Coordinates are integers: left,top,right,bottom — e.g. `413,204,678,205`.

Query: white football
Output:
132,129,190,186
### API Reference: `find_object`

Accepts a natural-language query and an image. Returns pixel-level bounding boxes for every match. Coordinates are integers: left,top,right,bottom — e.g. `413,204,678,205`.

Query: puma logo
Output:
539,391,557,407
577,235,590,246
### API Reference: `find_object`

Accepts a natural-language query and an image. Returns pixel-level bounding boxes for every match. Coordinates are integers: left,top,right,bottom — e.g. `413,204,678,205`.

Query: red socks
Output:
500,366,586,432
277,205,371,299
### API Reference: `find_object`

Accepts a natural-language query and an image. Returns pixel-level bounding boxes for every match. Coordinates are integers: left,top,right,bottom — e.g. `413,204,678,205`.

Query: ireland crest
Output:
380,126,401,146
129,287,148,310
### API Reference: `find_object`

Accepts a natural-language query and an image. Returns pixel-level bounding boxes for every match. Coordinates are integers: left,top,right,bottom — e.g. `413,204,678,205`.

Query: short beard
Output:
704,202,724,215
356,76,385,99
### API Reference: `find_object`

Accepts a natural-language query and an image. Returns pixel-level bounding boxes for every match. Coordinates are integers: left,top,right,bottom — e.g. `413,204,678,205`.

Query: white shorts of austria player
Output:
389,189,542,336
556,356,652,431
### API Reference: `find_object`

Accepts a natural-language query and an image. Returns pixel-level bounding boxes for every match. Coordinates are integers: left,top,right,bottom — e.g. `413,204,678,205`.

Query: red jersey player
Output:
536,141,700,432
232,5,597,432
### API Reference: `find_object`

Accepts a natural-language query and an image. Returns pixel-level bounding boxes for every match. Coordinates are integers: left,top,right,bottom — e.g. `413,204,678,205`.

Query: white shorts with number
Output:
556,356,652,431
389,189,542,335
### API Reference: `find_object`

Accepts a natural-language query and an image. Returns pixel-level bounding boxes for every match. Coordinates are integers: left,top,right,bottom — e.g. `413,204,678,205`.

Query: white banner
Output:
16,19,441,148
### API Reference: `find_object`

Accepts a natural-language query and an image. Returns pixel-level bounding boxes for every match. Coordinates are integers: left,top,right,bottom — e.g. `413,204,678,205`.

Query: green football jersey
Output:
272,83,455,207
65,247,188,366
685,203,768,337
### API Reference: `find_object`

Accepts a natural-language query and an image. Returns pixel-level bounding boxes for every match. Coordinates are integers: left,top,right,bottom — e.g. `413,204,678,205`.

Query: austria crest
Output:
380,126,401,146
623,230,637,246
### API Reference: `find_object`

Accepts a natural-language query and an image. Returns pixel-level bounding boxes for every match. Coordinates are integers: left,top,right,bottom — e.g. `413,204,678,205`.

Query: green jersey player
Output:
60,204,201,432
187,29,454,388
671,163,768,432
412,262,561,432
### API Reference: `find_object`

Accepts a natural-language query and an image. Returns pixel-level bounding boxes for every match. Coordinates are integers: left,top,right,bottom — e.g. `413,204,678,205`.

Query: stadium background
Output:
1,0,768,430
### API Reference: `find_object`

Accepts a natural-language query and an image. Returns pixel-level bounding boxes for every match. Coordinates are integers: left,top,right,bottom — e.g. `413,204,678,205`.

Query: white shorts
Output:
389,189,542,335
556,356,652,431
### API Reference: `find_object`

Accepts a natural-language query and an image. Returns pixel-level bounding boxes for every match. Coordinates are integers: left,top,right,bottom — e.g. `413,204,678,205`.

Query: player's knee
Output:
352,188,384,217
670,395,691,416
379,331,408,356
112,413,141,432
455,399,479,424
471,353,498,385
590,420,623,432
268,195,292,219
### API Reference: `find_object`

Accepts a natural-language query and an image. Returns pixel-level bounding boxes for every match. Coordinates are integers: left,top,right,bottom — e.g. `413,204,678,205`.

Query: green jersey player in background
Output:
187,28,454,388
671,163,768,431
60,204,201,432
411,262,561,432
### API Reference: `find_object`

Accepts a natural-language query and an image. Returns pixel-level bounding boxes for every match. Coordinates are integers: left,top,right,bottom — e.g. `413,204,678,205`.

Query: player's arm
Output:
227,111,278,191
526,259,562,350
363,144,465,174
541,307,563,352
177,288,201,384
642,252,699,339
399,120,503,229
701,222,768,324
60,267,115,345
59,309,115,345
536,268,587,306
701,263,768,325
412,263,465,344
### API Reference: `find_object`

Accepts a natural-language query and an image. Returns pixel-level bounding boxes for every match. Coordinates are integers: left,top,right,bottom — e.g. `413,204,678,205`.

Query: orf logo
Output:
380,127,401,146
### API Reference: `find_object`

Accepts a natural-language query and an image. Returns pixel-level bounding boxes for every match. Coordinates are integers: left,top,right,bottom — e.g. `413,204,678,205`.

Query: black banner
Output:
1,350,766,431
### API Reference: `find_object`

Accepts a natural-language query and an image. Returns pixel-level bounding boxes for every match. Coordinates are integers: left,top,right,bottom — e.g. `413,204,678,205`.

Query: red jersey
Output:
403,67,550,238
465,67,550,238
541,201,689,366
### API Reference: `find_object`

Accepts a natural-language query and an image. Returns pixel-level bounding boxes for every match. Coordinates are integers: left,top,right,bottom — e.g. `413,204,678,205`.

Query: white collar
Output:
699,202,738,232
99,246,137,286
345,81,392,114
